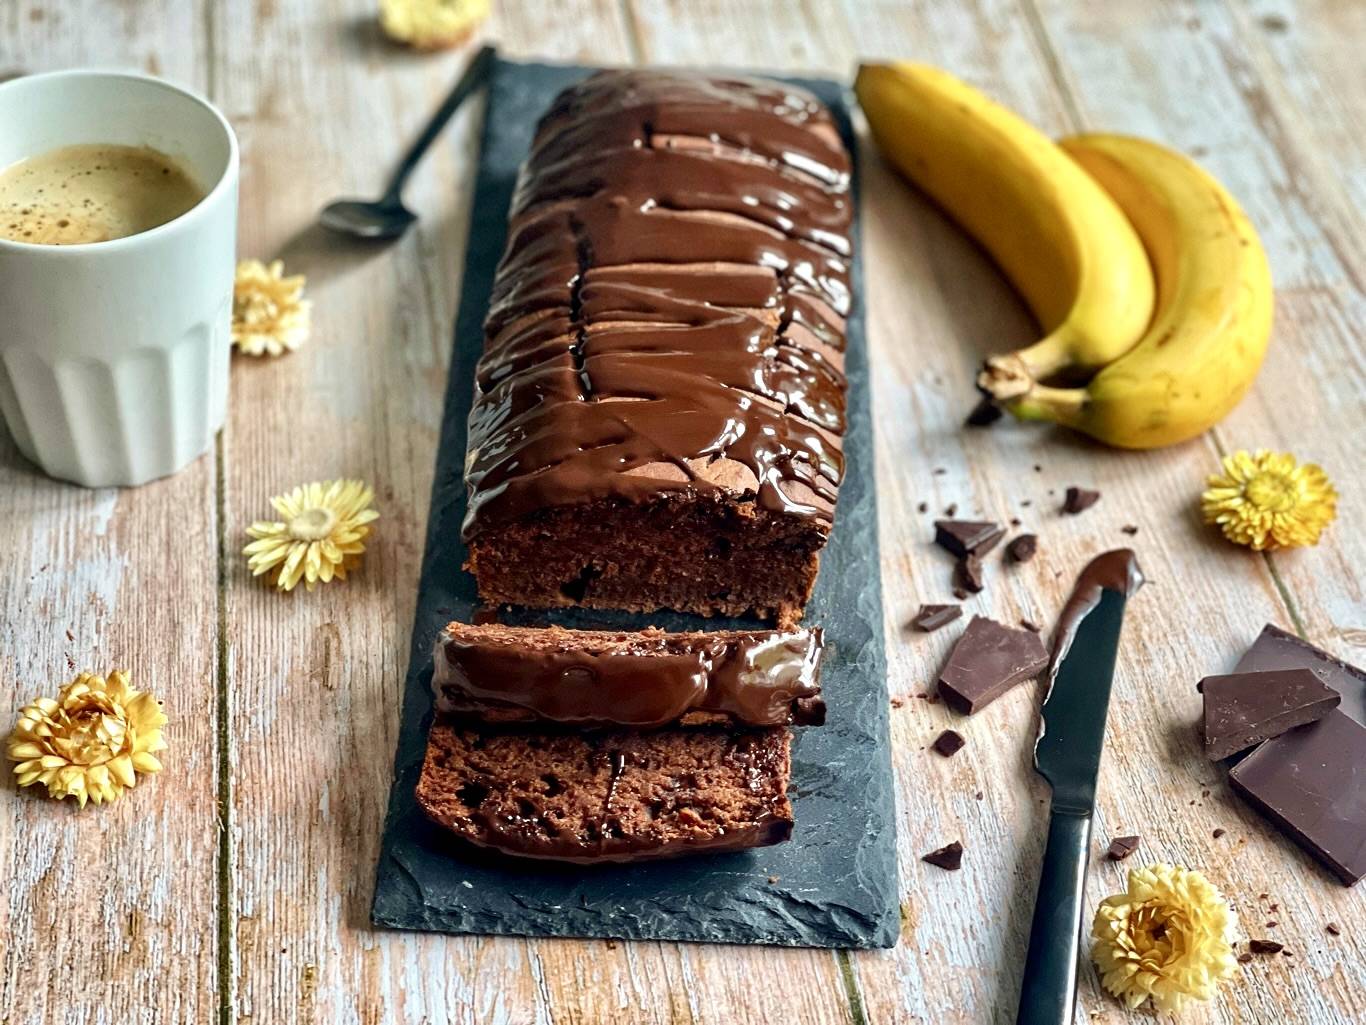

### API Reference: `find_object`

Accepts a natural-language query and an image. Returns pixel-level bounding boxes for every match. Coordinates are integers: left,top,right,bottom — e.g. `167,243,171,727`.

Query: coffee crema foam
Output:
0,143,204,245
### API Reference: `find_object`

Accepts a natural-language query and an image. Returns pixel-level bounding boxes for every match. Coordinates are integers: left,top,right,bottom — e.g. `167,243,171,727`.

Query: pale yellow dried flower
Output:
7,670,167,808
1201,449,1337,550
232,258,311,356
1092,863,1238,1014
244,479,380,592
379,0,490,49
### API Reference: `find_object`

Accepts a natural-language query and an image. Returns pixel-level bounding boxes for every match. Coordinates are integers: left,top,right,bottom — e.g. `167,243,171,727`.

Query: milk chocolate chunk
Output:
433,622,824,728
1201,668,1340,760
1006,534,1038,563
910,604,961,633
1062,487,1101,514
1234,624,1365,725
955,553,985,594
1107,835,1141,861
931,729,966,757
921,841,963,870
934,520,1005,559
1229,709,1366,886
937,616,1048,715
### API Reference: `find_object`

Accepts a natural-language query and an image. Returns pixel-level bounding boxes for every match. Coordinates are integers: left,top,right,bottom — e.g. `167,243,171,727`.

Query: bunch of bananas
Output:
855,62,1273,450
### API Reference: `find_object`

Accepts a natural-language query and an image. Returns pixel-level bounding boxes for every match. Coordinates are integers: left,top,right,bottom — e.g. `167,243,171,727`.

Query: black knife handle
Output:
1016,809,1093,1025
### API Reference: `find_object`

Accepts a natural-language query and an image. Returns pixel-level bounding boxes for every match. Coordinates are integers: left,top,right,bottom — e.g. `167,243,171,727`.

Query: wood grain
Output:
3,0,1363,1023
0,5,219,1025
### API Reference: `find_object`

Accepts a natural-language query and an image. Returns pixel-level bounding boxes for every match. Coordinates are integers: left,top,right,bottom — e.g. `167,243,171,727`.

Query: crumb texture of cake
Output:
433,621,825,727
462,70,853,625
416,720,794,863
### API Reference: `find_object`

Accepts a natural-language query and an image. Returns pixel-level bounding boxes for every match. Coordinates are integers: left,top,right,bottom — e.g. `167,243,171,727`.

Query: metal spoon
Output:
320,44,496,240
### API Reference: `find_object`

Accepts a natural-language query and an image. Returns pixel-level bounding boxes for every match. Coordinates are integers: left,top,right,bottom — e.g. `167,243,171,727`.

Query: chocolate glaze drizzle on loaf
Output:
433,622,825,727
463,70,852,542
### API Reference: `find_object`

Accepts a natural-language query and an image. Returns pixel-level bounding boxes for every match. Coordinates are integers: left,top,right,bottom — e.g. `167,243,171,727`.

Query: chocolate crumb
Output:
952,586,969,600
1326,922,1341,936
933,467,947,476
966,397,1003,427
1237,952,1253,964
974,791,984,801
1021,499,1032,507
1121,524,1139,535
1202,789,1210,798
1033,464,1042,473
1063,487,1101,514
917,501,928,514
1248,939,1283,955
1269,903,1279,912
944,503,958,517
1266,921,1277,928
1213,828,1226,838
1006,534,1038,563
932,729,966,758
1107,835,1140,861
956,554,985,593
1020,618,1041,632
1283,950,1294,957
1258,892,1269,900
767,875,780,884
922,841,964,871
890,697,904,709
605,939,617,949
65,629,74,642
1010,517,1021,527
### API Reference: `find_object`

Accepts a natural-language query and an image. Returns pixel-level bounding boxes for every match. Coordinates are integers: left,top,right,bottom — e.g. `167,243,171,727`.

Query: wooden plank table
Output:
1,2,1361,1022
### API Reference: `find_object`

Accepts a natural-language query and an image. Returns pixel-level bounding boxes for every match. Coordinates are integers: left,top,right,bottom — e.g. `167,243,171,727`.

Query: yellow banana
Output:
854,62,1154,387
1001,134,1274,449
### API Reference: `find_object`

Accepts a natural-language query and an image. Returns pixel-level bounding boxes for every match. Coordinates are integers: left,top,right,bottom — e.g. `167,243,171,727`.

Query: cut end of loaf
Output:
416,720,794,863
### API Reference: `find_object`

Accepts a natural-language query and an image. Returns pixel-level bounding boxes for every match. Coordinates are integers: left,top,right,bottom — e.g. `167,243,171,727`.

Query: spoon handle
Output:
382,44,497,205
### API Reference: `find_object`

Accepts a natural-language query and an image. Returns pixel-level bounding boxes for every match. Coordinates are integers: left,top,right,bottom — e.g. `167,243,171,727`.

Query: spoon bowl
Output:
320,197,417,240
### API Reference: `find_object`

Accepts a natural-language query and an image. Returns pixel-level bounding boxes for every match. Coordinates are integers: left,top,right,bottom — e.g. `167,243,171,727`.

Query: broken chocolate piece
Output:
931,729,966,758
1234,624,1365,725
937,616,1048,715
1229,708,1366,886
1201,668,1340,760
910,604,962,633
1062,487,1101,514
1006,534,1038,563
921,841,963,871
955,553,985,594
934,520,1005,559
1248,939,1284,955
1106,835,1141,861
966,397,1003,427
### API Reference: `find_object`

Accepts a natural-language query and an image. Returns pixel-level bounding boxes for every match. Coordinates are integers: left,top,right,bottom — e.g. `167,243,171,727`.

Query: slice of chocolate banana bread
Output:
462,70,853,626
433,621,825,727
417,720,794,863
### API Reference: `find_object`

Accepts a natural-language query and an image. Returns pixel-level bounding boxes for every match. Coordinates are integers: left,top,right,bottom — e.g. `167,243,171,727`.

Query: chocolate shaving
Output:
921,841,963,871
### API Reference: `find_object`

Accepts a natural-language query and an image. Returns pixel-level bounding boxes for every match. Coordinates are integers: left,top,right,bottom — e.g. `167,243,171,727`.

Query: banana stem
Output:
977,328,1079,402
1006,384,1088,425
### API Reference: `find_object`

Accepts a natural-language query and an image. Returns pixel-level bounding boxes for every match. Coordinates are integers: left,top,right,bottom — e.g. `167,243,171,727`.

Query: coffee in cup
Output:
0,142,205,246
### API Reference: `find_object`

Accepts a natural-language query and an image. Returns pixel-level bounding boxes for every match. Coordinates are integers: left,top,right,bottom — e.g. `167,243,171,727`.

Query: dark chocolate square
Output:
371,59,898,948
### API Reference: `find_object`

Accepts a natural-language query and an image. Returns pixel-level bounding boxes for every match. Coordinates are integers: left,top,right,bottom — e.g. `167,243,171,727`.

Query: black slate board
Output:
371,57,898,949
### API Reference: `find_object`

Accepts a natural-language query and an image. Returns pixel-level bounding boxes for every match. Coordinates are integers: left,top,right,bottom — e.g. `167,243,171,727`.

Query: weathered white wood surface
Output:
0,1,1361,1023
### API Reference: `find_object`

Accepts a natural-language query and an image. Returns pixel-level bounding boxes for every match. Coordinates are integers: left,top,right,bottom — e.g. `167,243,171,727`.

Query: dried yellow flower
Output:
232,259,311,357
1092,863,1238,1014
1201,449,1337,551
244,479,380,592
6,670,167,808
379,0,490,50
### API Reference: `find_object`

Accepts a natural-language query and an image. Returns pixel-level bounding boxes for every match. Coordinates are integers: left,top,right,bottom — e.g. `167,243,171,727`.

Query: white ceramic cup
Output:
0,70,238,488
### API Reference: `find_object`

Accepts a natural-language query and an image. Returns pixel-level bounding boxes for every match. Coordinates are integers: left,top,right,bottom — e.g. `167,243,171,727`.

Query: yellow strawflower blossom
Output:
232,259,311,357
1092,863,1238,1013
1202,449,1337,550
7,670,167,808
244,479,379,592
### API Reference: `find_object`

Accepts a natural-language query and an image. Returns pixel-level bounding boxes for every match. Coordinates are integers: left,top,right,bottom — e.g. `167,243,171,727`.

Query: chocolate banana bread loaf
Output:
433,621,824,727
462,70,853,626
417,720,794,863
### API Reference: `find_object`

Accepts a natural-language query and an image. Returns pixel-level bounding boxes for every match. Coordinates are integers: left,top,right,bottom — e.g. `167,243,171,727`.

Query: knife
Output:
1016,549,1143,1025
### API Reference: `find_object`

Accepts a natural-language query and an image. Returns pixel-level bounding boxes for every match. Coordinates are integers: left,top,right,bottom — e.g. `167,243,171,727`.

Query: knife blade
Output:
1016,549,1143,1025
